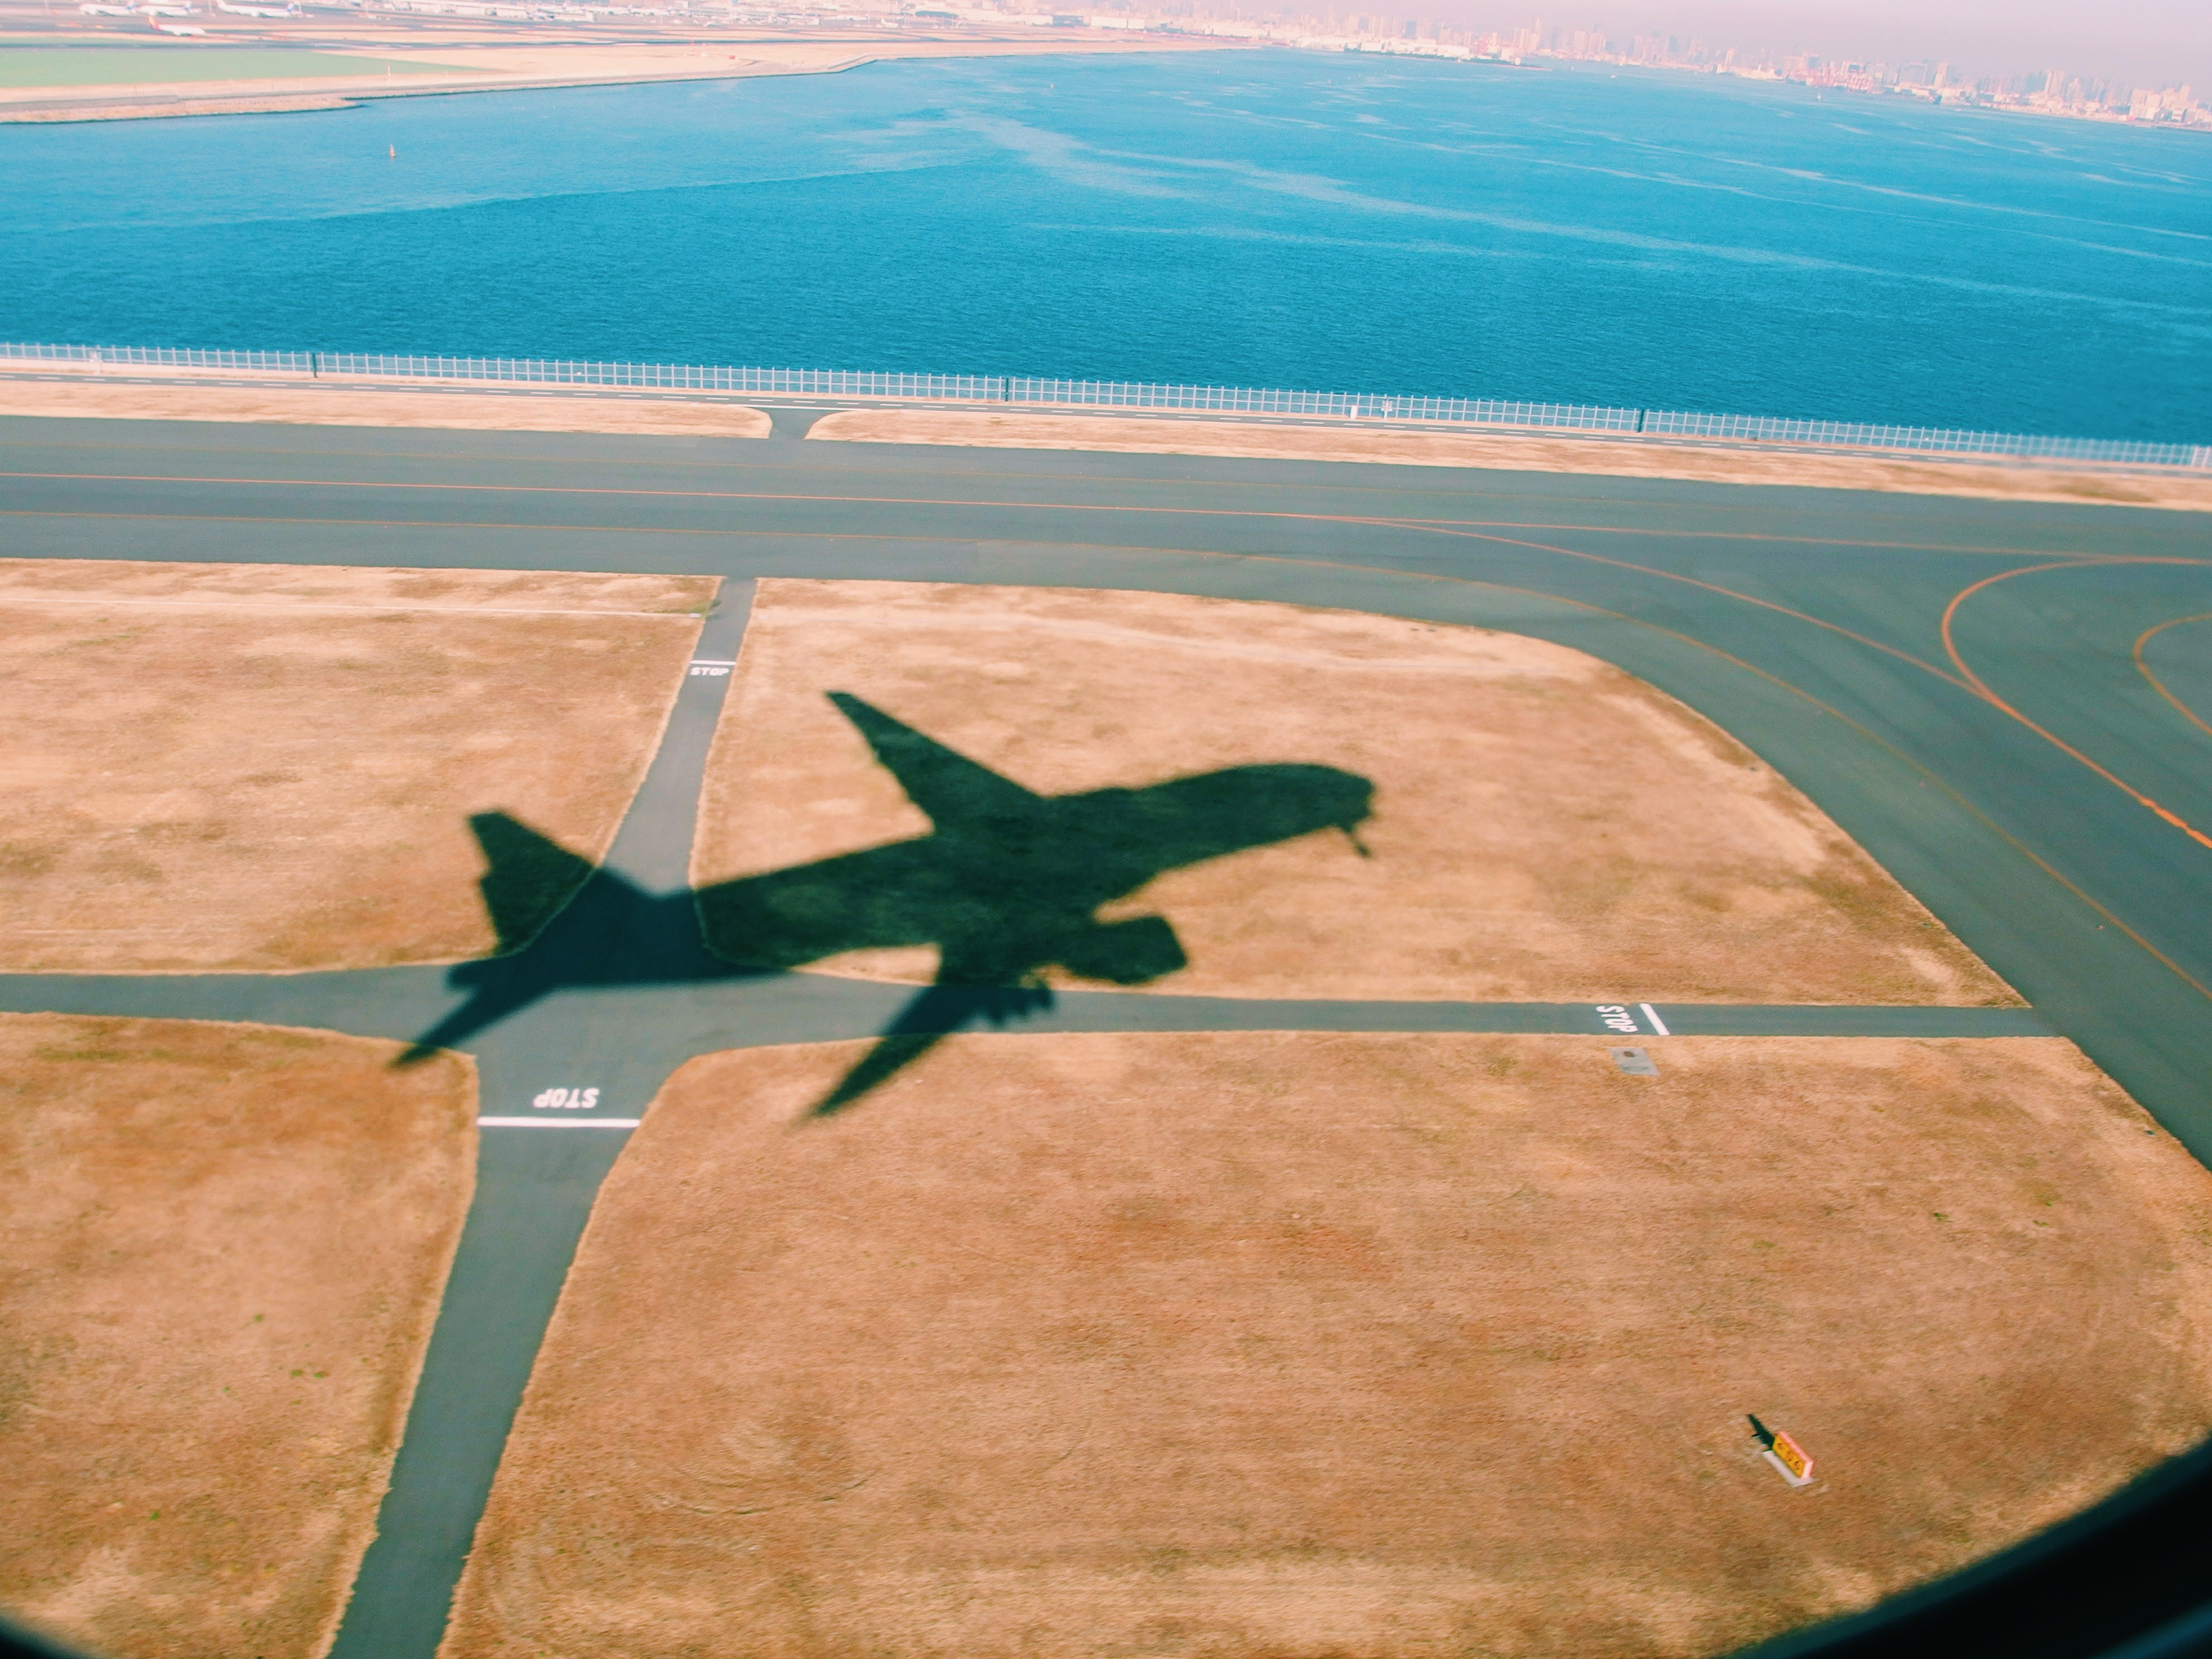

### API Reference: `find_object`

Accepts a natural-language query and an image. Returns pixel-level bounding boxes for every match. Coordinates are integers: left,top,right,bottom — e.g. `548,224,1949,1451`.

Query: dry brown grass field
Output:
444,1031,2212,1659
0,379,773,436
0,1013,475,1659
0,559,714,971
692,580,2011,1003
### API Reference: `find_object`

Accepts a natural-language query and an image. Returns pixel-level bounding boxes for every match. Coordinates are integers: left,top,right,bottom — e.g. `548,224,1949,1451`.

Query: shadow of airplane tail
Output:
811,979,1058,1116
469,811,598,951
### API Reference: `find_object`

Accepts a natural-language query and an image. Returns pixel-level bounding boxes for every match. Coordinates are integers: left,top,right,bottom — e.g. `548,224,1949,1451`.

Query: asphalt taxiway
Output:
3,414,2209,1656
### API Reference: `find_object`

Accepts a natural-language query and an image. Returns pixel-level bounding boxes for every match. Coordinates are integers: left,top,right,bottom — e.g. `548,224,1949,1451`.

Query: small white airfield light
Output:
1749,1414,1816,1487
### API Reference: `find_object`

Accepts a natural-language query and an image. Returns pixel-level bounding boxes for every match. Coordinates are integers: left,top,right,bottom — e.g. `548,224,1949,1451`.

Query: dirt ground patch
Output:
810,410,2212,513
0,377,770,436
0,557,714,971
0,1013,474,1659
691,579,2010,1003
443,1031,2212,1659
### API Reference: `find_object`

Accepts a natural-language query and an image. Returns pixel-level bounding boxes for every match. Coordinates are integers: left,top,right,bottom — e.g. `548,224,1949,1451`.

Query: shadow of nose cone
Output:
1316,767,1378,835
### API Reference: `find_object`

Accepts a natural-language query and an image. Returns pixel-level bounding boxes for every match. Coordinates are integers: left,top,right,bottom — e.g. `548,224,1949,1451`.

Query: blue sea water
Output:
2,51,2209,439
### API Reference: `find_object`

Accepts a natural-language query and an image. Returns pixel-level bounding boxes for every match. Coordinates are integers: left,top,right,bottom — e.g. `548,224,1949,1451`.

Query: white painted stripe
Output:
689,658,738,667
1639,1003,1671,1037
477,1115,641,1129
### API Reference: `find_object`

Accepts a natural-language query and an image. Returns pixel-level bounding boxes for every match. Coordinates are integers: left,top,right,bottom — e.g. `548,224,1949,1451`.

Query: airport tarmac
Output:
4,414,2210,1657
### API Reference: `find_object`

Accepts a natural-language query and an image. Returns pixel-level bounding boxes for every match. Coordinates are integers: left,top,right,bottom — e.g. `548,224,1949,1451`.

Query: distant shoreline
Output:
0,33,1240,124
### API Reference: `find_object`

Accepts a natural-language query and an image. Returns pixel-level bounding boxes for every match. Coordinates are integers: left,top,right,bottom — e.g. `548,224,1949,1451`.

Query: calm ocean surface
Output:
3,51,2209,439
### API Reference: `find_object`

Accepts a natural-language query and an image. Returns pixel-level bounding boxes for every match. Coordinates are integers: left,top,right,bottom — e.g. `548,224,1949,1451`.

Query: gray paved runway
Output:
3,414,2208,1656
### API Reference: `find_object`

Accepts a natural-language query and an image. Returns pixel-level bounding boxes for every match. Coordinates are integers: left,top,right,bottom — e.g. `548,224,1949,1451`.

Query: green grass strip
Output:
0,45,466,88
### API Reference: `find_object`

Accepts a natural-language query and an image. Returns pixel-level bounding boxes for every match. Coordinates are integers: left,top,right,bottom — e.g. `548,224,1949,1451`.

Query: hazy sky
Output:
1431,0,2211,88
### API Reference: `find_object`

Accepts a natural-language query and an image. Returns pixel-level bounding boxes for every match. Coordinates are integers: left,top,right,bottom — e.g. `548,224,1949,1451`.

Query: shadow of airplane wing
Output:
809,977,1056,1117
804,908,1193,1115
396,972,549,1066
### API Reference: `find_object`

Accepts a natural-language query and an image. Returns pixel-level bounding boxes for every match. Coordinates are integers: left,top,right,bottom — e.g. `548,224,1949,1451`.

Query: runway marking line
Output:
1332,512,1975,690
17,432,2196,557
477,1115,640,1129
2135,613,2212,744
0,464,2184,560
1940,560,2212,852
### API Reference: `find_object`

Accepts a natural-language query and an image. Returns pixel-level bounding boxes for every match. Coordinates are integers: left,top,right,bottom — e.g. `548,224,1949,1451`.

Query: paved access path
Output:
2,414,2208,1655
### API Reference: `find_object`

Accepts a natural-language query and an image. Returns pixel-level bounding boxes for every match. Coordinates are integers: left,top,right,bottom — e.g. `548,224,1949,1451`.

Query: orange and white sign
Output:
1764,1429,1815,1487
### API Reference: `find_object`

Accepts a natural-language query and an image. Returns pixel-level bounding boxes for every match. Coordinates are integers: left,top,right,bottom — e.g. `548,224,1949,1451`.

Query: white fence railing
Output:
6,340,2205,469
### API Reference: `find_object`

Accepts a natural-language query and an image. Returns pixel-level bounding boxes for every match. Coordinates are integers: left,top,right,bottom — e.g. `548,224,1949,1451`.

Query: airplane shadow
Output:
404,692,1375,1115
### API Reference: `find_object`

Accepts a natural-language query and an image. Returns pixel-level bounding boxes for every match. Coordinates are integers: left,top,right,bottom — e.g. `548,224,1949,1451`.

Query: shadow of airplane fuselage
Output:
408,692,1374,1112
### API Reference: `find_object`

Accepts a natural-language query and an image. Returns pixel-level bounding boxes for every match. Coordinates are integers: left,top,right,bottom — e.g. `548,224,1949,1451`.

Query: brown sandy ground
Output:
440,1031,2212,1659
0,1012,475,1659
692,579,2012,1004
0,377,770,437
0,95,358,120
811,409,2212,513
0,558,714,971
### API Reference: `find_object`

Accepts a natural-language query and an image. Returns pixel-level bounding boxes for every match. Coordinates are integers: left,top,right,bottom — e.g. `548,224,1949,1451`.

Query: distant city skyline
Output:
1050,0,2209,127
1408,0,2209,91
142,0,2212,119
781,0,2212,123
